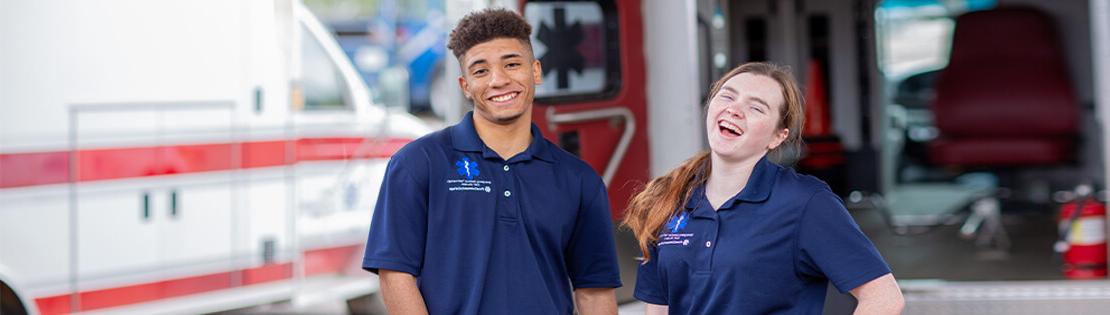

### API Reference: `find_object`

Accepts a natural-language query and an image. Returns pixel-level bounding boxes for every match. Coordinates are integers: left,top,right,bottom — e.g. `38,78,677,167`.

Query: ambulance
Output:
0,0,431,314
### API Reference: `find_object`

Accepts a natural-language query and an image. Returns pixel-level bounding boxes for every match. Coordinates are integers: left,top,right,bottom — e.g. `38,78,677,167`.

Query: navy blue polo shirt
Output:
363,112,622,314
634,157,891,314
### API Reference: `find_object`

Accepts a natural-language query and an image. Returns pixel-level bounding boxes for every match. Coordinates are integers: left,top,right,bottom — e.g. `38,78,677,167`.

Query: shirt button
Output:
503,165,510,171
705,241,712,247
504,190,512,197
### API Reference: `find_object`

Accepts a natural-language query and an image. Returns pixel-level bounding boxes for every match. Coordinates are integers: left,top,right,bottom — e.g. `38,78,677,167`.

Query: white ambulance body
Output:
0,1,431,314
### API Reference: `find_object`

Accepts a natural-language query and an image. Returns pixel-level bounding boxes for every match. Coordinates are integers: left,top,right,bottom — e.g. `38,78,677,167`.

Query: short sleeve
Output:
362,151,429,276
565,175,622,289
633,246,667,305
796,189,891,293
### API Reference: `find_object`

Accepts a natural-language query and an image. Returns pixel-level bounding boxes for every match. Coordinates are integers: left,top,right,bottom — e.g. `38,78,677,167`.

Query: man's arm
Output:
644,303,668,315
849,273,904,315
379,269,429,315
574,288,617,315
566,175,622,314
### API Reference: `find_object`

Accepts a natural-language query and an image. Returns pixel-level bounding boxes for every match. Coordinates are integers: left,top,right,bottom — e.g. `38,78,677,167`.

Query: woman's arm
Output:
849,273,904,315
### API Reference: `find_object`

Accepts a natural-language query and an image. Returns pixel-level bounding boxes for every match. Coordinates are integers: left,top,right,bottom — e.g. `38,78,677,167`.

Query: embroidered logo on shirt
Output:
658,212,694,247
455,157,480,180
665,212,689,233
447,156,492,192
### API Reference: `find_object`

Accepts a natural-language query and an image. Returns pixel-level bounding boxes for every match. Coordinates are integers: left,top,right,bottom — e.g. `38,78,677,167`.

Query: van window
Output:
300,25,353,110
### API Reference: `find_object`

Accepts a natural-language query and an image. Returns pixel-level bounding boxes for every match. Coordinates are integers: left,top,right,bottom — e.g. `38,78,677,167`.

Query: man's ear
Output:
532,59,543,84
457,75,470,100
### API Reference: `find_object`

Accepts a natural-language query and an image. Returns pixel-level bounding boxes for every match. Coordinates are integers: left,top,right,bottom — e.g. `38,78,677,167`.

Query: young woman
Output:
624,62,904,314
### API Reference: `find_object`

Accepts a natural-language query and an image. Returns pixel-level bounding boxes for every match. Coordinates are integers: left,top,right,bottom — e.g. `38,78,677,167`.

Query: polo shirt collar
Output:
685,155,780,215
449,111,554,163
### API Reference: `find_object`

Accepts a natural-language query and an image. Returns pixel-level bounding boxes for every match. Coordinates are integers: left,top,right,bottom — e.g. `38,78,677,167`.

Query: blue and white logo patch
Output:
446,156,492,192
665,212,689,233
455,157,480,180
658,212,694,247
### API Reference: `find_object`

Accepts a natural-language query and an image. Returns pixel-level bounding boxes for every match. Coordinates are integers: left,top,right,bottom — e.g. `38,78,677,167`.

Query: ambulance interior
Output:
678,0,1109,311
870,0,1100,280
700,0,1103,284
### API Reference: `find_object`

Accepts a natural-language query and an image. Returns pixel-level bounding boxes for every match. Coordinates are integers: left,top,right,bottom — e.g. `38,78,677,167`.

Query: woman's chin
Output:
709,146,764,163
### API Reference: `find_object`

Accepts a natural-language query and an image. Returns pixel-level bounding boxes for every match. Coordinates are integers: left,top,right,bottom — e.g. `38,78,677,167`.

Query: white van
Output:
0,1,431,314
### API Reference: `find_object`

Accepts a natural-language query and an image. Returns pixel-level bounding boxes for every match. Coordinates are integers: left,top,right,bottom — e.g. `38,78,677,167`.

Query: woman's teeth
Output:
719,121,742,136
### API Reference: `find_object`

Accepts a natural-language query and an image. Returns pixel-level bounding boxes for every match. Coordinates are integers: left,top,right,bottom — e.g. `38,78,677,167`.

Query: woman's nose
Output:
725,106,744,118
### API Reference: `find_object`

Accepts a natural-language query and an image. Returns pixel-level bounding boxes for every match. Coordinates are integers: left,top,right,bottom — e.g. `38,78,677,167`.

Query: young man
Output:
362,8,621,315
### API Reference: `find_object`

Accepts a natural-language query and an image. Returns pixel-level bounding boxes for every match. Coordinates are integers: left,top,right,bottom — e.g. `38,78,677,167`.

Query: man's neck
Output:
472,111,533,160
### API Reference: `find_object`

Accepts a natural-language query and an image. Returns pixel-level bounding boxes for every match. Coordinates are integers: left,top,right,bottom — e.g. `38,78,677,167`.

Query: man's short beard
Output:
494,111,525,123
470,101,528,125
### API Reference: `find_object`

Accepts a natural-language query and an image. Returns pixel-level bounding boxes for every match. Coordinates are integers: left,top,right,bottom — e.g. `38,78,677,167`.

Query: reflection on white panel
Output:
295,160,389,247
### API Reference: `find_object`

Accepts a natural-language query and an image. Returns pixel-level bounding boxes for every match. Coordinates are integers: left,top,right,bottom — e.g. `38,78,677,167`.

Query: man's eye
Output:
473,69,487,76
507,63,521,68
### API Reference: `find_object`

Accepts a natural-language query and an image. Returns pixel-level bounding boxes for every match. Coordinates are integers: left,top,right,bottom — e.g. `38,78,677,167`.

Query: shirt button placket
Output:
704,216,720,272
495,161,519,220
502,164,513,198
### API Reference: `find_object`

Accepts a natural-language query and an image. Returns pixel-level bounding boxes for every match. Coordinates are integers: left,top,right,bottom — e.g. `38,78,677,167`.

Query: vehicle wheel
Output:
1,282,28,315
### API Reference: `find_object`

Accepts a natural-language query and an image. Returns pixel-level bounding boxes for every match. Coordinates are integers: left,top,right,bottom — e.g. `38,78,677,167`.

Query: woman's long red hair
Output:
622,151,710,261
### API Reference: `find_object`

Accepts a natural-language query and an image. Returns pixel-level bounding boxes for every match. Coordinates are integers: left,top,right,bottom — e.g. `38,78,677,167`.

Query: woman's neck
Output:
705,154,760,210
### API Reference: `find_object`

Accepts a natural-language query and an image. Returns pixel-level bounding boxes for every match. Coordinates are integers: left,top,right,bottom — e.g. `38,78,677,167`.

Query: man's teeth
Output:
491,93,517,102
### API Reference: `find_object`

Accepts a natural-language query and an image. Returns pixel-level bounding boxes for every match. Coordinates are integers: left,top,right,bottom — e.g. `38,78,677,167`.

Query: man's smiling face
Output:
457,37,543,125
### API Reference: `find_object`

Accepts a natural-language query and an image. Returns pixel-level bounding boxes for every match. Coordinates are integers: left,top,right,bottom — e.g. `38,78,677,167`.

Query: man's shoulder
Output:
540,139,604,183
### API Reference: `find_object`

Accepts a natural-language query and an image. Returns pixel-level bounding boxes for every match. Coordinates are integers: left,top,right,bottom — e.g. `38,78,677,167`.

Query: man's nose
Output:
489,67,510,87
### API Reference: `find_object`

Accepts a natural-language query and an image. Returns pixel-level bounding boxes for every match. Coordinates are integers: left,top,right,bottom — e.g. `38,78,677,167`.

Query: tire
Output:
0,282,28,315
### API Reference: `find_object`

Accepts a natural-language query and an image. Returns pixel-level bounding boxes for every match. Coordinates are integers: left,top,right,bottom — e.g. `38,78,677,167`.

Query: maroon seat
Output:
929,7,1077,167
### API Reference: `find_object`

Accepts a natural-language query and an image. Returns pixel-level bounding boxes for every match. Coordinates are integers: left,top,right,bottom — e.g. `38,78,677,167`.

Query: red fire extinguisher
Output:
1056,185,1107,279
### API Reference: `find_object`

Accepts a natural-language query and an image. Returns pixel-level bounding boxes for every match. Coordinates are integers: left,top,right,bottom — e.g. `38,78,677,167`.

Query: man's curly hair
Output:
448,8,533,60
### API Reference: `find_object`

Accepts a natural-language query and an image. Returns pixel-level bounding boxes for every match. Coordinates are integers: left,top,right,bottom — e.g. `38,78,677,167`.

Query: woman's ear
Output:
768,128,789,150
